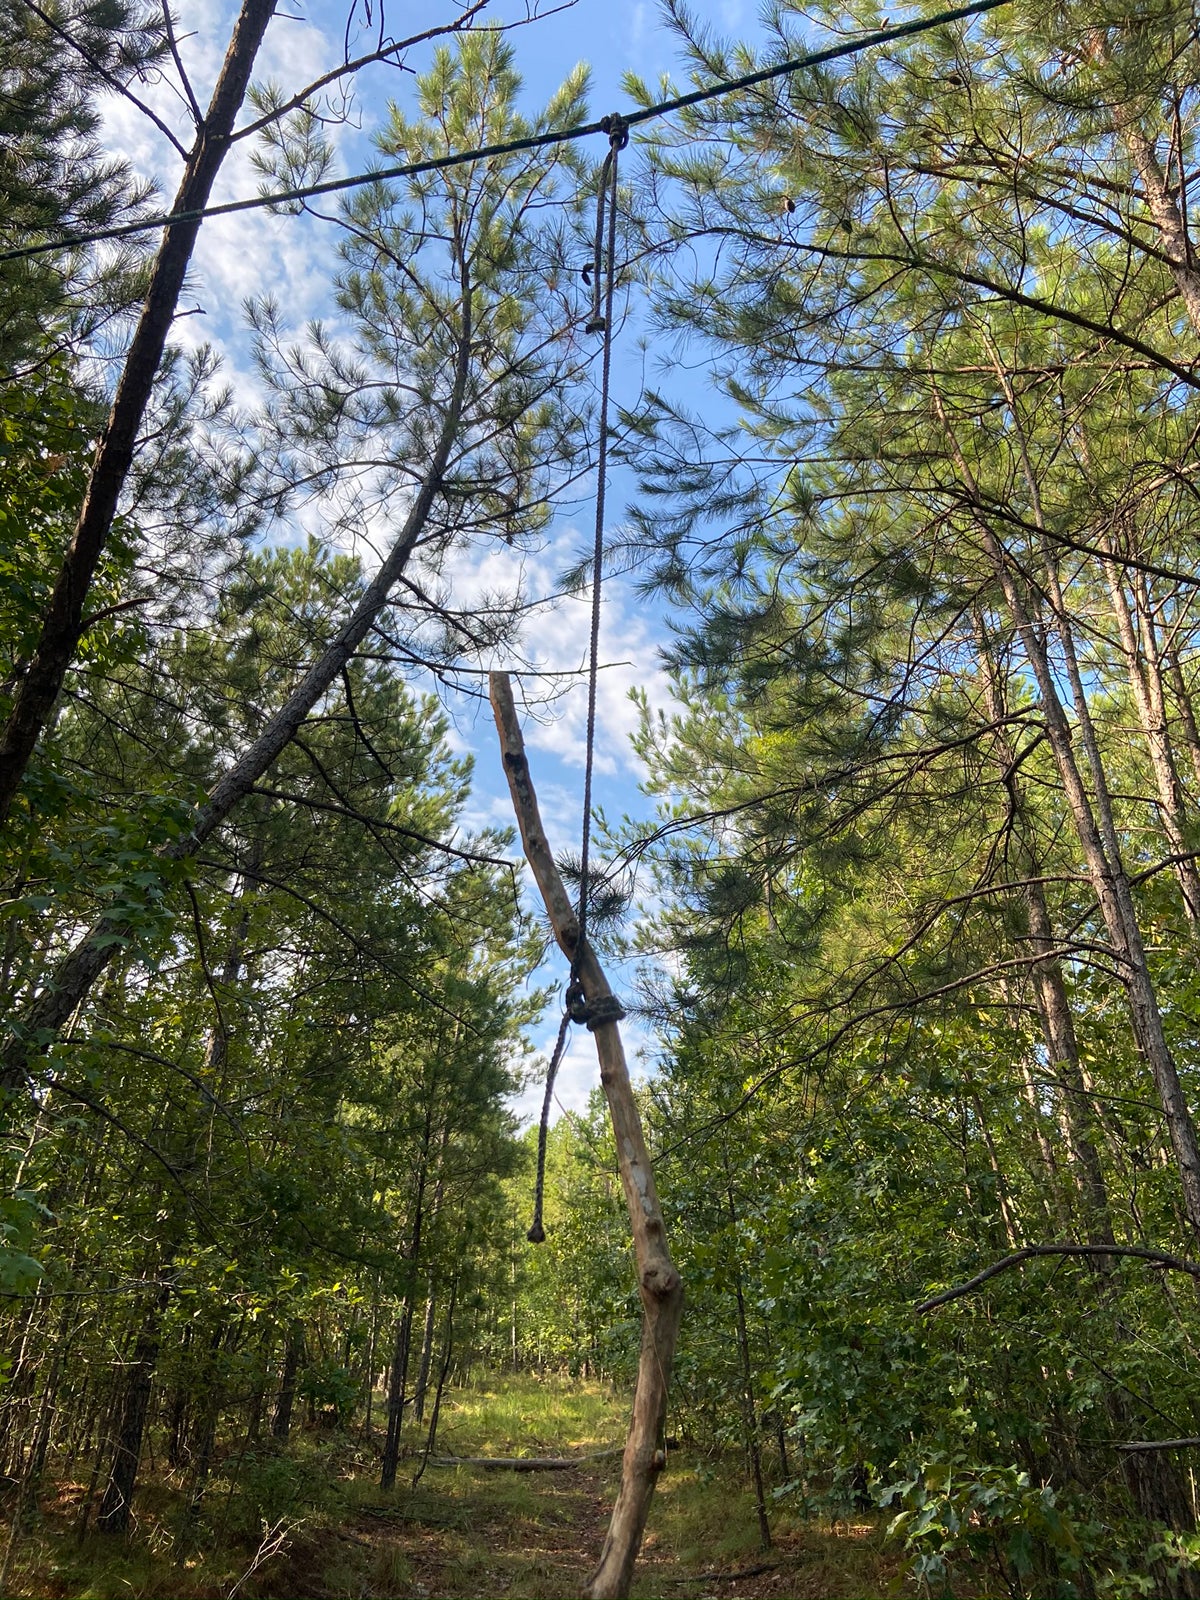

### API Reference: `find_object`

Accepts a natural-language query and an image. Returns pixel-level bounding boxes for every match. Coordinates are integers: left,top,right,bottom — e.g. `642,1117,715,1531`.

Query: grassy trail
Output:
263,1379,910,1599
5,1377,917,1598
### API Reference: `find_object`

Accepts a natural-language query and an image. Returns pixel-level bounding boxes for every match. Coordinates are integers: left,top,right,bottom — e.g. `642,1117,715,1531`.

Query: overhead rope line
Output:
0,0,1012,267
527,113,626,1244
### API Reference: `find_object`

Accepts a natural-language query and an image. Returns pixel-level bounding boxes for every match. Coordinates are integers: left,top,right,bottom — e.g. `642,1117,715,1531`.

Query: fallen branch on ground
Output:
656,1563,779,1584
427,1447,623,1470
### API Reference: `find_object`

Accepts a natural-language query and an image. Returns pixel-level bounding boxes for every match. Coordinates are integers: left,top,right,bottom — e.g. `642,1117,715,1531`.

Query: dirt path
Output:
267,1453,908,1599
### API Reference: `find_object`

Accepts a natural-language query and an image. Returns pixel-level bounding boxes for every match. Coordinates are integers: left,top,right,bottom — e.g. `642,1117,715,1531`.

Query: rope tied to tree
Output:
527,114,627,1246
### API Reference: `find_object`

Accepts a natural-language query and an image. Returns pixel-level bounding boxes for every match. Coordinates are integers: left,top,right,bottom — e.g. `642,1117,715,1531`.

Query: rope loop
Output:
584,993,627,1032
585,113,625,335
566,979,590,1025
529,113,627,1243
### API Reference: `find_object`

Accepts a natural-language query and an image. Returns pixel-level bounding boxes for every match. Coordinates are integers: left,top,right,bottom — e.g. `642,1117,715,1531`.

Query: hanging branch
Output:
916,1243,1200,1313
489,671,683,1600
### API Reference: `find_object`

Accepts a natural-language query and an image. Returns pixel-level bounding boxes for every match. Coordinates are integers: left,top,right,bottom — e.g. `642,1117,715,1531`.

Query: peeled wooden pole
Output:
490,672,683,1600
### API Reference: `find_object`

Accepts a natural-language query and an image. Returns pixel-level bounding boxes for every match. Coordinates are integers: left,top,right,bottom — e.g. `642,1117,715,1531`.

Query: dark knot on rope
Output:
566,979,626,1030
600,112,629,150
583,992,627,1031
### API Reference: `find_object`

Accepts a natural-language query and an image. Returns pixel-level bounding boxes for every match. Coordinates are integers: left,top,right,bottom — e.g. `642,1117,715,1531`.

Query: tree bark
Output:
0,0,278,828
1166,648,1200,793
271,1319,304,1443
1100,555,1200,930
1120,122,1200,335
0,308,472,1098
98,1285,170,1534
413,1291,437,1425
941,400,1200,1238
725,1179,770,1551
975,622,1116,1241
379,1307,413,1491
490,671,684,1600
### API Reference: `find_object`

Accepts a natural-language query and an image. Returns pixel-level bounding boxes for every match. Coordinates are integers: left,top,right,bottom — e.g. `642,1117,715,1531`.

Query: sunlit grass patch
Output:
437,1371,625,1456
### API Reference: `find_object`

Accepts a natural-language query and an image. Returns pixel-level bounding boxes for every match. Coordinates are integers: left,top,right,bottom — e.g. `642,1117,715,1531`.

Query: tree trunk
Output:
1100,555,1200,930
98,1287,170,1534
271,1320,304,1444
379,1306,413,1491
0,0,279,828
411,1277,459,1490
490,672,684,1600
1166,648,1200,793
975,621,1116,1242
942,404,1200,1238
1120,121,1200,335
725,1181,770,1551
0,309,473,1099
413,1291,437,1425
381,1108,439,1490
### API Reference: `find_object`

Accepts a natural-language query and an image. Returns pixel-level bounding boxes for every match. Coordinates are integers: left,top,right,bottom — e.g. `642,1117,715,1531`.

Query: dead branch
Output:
490,671,684,1600
917,1243,1200,1313
426,1448,623,1471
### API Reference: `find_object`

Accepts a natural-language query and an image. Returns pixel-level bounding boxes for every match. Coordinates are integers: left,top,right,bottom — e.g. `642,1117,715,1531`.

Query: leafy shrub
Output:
882,1462,1085,1597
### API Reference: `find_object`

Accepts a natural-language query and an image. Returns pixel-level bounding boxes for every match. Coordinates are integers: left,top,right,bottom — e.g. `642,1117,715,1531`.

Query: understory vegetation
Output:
0,1375,910,1600
8,0,1200,1594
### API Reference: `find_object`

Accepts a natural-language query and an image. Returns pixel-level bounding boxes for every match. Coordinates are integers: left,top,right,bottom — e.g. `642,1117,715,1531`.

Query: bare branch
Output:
917,1244,1200,1313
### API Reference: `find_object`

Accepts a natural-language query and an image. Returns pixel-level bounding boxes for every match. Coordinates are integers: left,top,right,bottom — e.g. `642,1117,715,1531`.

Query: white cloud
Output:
431,523,669,784
509,1012,658,1127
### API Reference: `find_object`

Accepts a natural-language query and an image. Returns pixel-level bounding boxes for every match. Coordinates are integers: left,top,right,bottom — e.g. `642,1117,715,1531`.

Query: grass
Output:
0,1374,995,1598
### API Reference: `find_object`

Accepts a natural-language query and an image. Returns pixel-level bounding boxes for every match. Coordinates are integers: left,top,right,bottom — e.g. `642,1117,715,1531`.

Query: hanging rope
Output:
577,112,627,971
526,1009,570,1243
527,114,628,1244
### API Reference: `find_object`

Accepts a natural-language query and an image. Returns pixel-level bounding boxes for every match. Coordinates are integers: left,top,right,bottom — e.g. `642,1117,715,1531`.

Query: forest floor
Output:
1,1376,985,1598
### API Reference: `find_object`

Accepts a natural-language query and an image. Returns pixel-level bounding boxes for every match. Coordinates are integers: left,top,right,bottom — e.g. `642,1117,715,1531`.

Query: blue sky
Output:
100,0,765,1119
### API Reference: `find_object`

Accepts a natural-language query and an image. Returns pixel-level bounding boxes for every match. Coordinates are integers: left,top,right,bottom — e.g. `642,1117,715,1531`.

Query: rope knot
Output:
566,979,590,1025
585,993,627,1031
601,112,630,151
565,981,627,1030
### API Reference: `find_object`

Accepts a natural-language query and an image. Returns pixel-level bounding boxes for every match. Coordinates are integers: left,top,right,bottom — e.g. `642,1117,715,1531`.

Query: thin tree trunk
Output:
363,1292,380,1440
490,672,684,1600
411,1277,459,1490
0,310,473,1097
0,0,279,828
972,1093,1020,1250
941,399,1200,1238
1024,884,1117,1246
1166,648,1200,792
1099,555,1200,929
271,1320,304,1443
725,1181,770,1551
379,1307,414,1491
98,1285,171,1534
975,620,1116,1242
381,1110,439,1491
413,1291,437,1425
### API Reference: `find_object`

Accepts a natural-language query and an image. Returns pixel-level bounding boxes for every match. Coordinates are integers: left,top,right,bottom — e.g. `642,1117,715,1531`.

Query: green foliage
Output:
0,1189,45,1298
885,1464,1085,1597
0,0,161,369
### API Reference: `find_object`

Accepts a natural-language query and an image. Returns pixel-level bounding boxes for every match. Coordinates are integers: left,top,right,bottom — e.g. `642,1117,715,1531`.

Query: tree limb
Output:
917,1244,1200,1313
